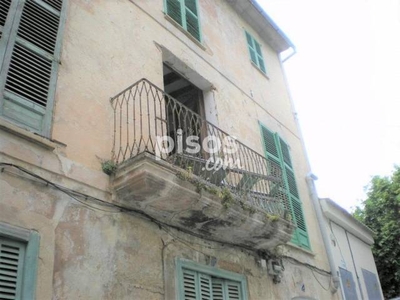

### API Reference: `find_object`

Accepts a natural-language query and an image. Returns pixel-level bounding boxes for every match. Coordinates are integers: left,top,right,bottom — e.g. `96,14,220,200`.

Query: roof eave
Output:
228,0,295,53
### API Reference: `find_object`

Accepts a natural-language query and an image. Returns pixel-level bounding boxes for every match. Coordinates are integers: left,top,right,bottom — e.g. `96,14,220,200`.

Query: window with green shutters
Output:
0,0,66,137
0,225,40,300
260,124,311,249
165,0,201,42
0,238,26,299
245,31,266,74
177,259,247,300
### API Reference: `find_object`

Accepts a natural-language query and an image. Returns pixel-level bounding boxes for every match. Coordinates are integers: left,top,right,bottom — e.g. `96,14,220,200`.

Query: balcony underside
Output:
112,153,295,251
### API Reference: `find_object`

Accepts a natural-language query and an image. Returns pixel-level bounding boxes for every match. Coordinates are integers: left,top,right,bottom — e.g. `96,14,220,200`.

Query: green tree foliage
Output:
353,166,400,299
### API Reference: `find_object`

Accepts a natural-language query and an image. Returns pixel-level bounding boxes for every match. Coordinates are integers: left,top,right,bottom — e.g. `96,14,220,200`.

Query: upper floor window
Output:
165,0,201,42
260,124,310,249
177,259,248,300
245,31,266,74
0,0,66,137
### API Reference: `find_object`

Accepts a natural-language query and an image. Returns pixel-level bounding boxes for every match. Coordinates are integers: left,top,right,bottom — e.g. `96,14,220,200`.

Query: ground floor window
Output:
0,223,39,300
177,259,247,300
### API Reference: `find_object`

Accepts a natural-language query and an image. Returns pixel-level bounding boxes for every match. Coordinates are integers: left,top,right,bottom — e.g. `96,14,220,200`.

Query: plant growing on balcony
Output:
101,160,117,175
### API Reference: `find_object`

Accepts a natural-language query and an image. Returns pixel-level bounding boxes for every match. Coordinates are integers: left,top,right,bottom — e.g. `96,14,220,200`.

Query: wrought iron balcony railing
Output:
110,78,288,217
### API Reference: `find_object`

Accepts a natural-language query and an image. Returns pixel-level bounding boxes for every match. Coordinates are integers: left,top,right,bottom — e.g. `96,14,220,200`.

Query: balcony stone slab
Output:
112,153,295,251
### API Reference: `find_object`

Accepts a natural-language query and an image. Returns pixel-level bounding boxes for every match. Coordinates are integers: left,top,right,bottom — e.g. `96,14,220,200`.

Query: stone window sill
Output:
286,242,316,257
164,14,206,51
0,119,65,150
251,61,270,80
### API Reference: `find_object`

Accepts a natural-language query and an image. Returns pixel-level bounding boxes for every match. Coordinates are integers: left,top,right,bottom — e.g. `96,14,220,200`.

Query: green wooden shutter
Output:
182,269,212,300
198,273,212,300
245,32,257,65
226,281,241,300
0,0,17,66
211,278,242,300
0,0,13,39
184,0,200,41
166,0,182,26
0,237,26,300
253,41,266,73
278,137,310,249
182,269,197,300
260,124,310,249
260,126,288,206
0,0,66,137
166,0,201,41
211,278,224,300
245,31,266,74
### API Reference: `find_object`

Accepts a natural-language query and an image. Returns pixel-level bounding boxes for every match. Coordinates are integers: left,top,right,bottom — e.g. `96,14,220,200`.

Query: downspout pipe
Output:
306,173,340,293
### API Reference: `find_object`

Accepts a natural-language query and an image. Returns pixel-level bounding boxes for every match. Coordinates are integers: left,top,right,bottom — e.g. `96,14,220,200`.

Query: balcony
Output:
110,79,295,251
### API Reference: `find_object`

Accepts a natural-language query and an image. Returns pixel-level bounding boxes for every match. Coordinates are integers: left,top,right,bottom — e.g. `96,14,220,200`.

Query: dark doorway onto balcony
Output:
163,64,206,157
163,64,205,118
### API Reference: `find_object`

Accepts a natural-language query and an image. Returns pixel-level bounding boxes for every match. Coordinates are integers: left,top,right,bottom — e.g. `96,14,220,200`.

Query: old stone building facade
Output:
0,0,345,299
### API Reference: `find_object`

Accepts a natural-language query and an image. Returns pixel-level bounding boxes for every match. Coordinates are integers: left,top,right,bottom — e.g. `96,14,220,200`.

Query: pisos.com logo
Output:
155,129,242,172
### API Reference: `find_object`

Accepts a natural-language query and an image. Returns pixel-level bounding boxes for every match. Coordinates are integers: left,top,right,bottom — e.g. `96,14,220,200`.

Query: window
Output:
260,124,310,249
177,259,248,300
0,223,40,299
0,0,66,137
165,0,201,42
245,31,266,74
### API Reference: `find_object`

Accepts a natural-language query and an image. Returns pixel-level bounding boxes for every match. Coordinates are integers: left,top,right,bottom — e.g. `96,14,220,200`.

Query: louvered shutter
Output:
184,0,200,41
245,32,257,65
166,0,201,42
166,0,182,26
0,0,13,41
211,278,224,300
182,269,197,300
278,137,310,249
0,0,65,136
245,31,266,74
198,273,212,300
0,237,26,300
253,41,266,73
226,281,241,300
260,125,310,249
260,126,288,208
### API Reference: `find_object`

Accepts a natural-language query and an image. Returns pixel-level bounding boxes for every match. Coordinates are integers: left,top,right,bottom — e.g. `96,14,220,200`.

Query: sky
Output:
257,0,400,211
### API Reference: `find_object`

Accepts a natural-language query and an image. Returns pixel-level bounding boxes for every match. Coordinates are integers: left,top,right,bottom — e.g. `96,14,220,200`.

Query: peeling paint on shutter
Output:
0,0,66,136
0,238,26,300
5,43,52,107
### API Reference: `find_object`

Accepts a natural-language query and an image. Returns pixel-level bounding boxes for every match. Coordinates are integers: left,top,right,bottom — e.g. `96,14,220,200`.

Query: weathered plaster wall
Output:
0,0,340,298
0,167,338,299
51,0,330,275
